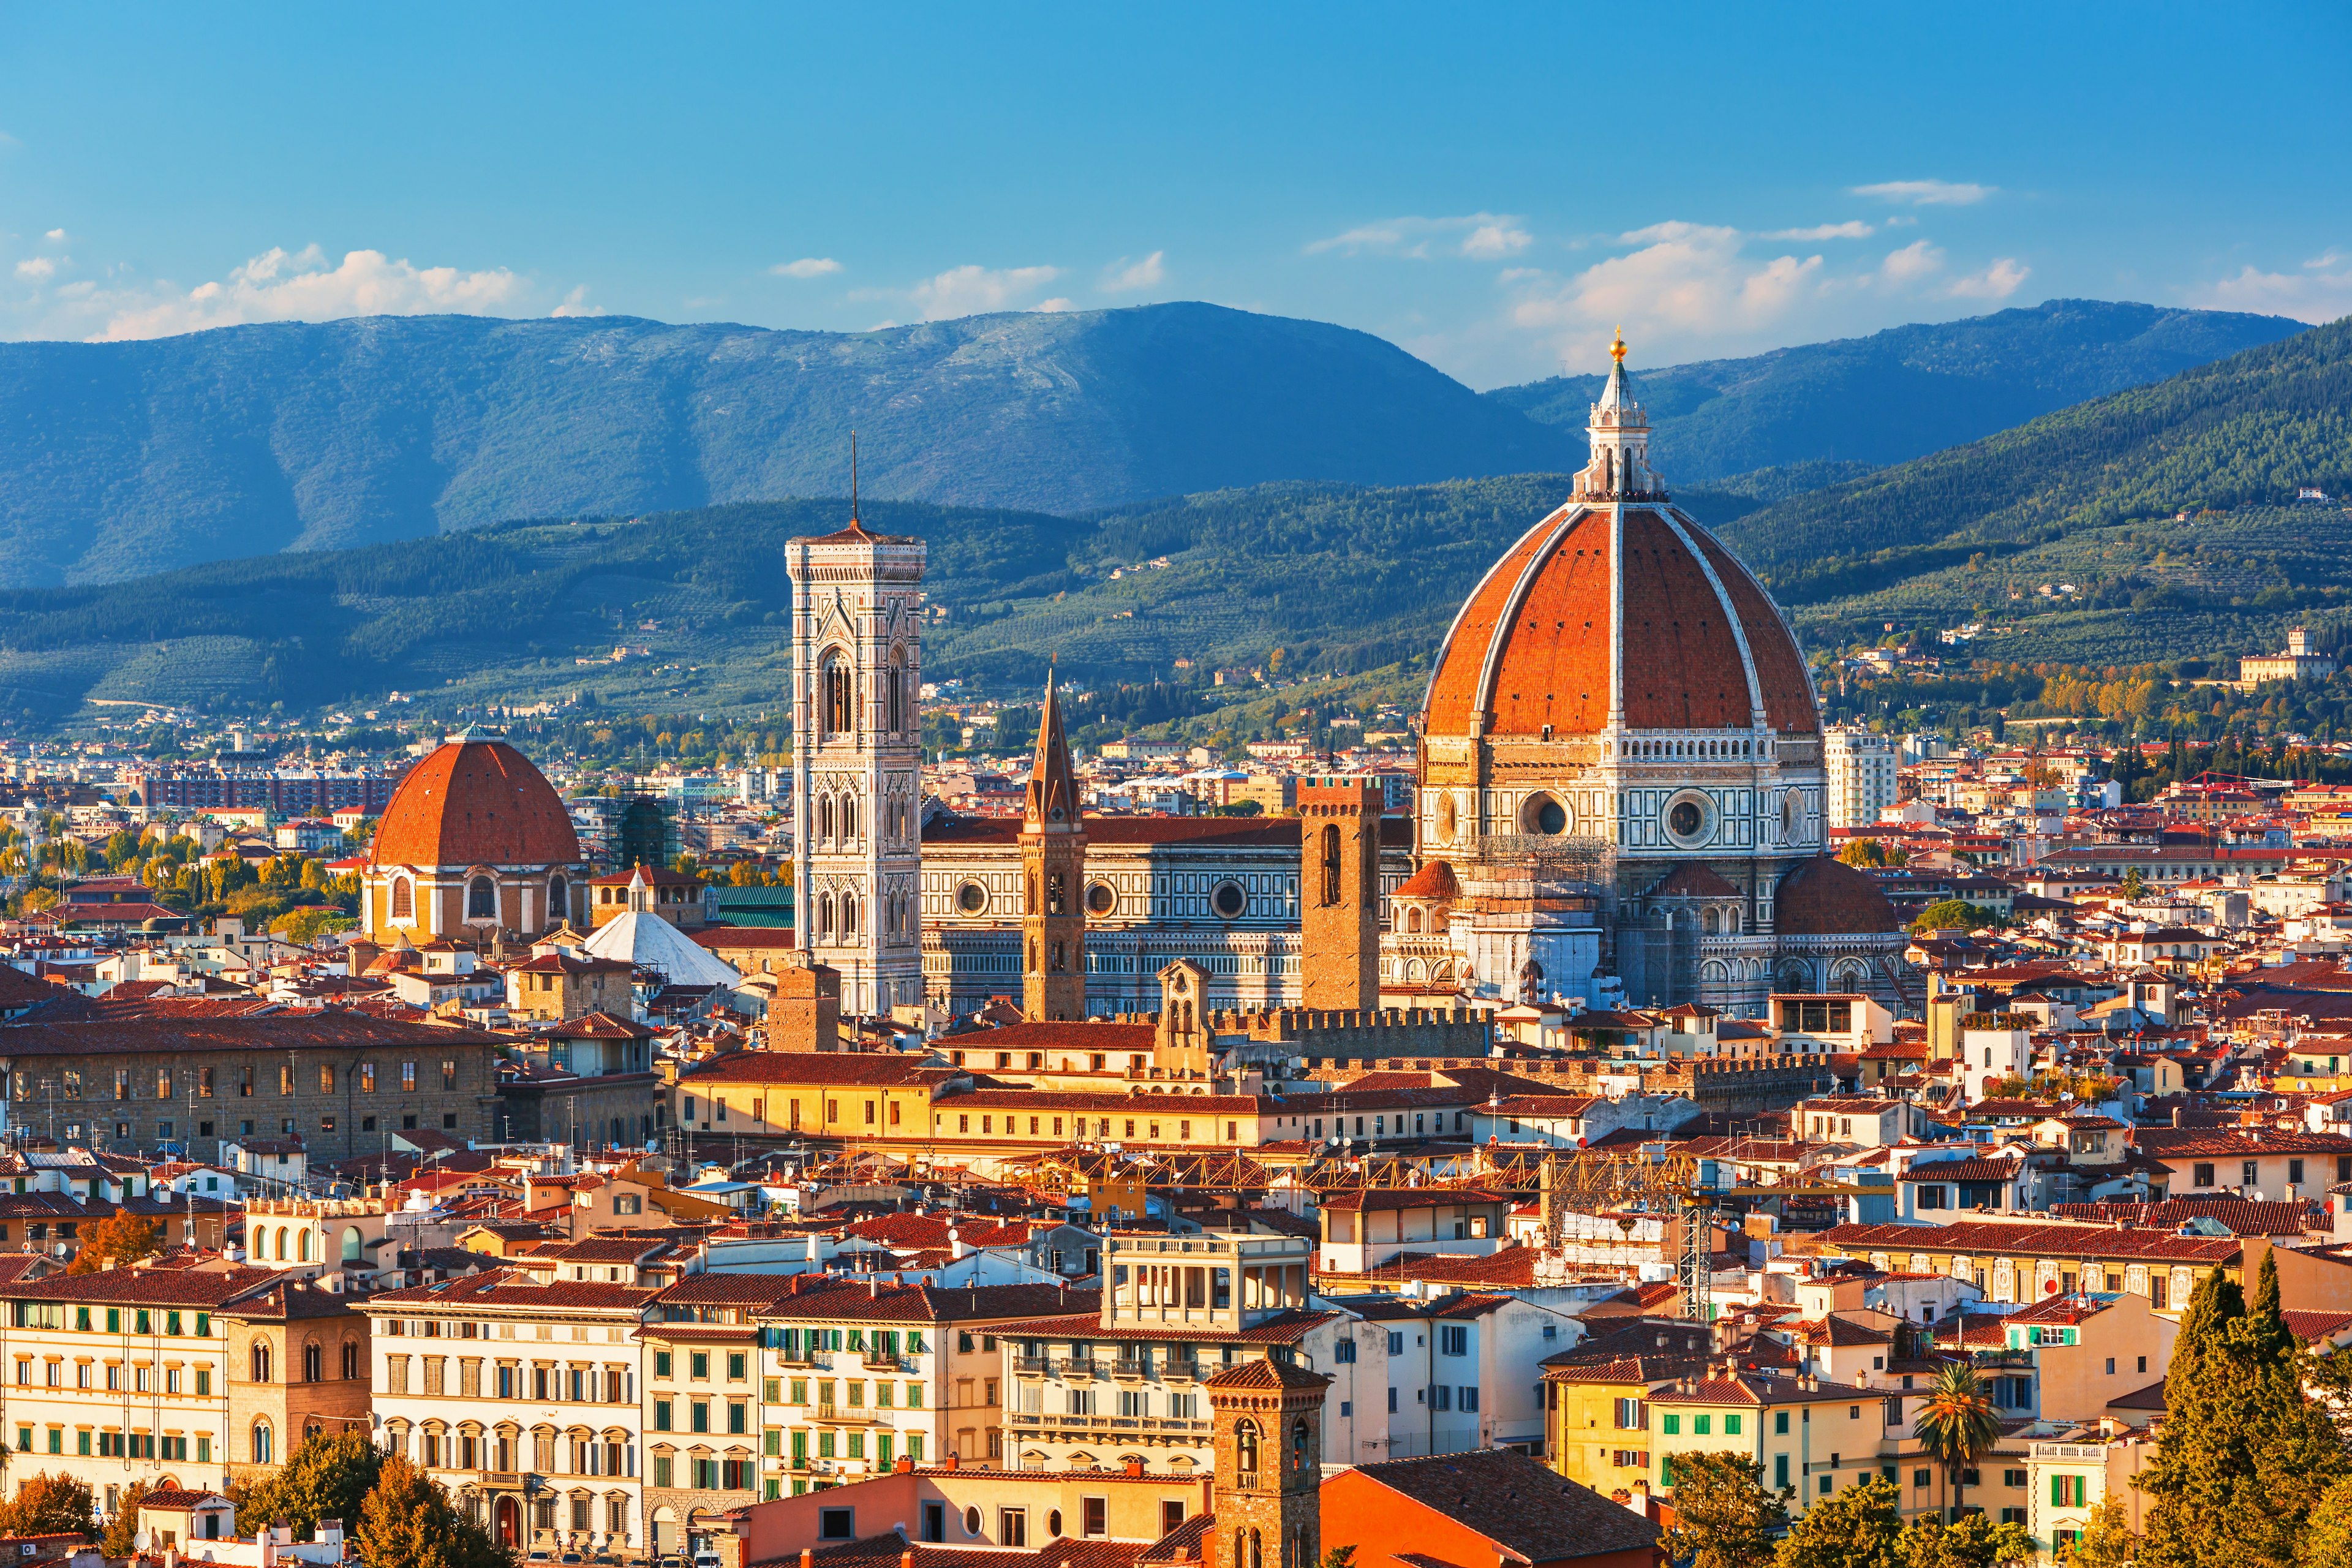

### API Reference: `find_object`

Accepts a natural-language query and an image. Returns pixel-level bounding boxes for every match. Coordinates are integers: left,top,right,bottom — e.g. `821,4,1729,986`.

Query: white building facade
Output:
1823,726,1900,832
786,512,927,1017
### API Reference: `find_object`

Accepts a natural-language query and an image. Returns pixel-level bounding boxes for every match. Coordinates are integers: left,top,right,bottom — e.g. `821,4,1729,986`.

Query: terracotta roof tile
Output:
369,739,579,869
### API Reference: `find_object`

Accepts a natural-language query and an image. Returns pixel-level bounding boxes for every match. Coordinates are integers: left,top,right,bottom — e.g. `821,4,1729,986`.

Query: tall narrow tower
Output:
1020,671,1087,1021
785,478,926,1019
1298,775,1381,1010
1204,1359,1331,1568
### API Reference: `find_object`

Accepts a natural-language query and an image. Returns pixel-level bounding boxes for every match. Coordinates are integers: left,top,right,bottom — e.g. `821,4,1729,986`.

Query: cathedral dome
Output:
1772,855,1900,936
1423,341,1818,741
371,738,581,869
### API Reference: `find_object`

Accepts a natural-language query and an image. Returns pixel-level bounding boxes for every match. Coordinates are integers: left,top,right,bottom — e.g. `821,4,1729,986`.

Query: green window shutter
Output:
1663,1414,1680,1435
1660,1455,1675,1487
1725,1414,1741,1435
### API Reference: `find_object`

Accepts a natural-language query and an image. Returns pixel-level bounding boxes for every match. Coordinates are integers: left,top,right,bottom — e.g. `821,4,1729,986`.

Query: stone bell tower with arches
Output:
786,464,926,1019
1020,669,1088,1021
1204,1358,1331,1568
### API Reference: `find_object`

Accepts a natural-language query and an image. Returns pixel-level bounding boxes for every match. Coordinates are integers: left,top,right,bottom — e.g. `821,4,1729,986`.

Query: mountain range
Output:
1484,299,2306,482
0,296,2307,591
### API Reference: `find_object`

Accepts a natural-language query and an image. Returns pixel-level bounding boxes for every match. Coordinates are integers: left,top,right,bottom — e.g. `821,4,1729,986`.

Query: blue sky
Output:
2,2,2348,387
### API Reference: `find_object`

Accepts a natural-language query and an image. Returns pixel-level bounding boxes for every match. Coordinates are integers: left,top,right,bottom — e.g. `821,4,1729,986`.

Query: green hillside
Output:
1725,316,2352,623
1485,299,2304,483
0,304,1572,589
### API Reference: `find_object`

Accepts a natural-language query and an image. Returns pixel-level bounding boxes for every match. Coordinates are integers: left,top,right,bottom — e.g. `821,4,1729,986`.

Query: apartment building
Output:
1649,1369,1890,1513
1356,1291,1578,1459
1539,1319,1714,1499
0,1270,271,1520
360,1268,655,1556
993,1231,1378,1474
1823,728,1899,832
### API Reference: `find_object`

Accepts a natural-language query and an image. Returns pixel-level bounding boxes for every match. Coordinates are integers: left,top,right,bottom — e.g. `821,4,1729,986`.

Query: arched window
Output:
819,796,835,844
888,647,907,733
252,1422,273,1465
1405,907,1423,934
823,656,854,738
547,875,568,928
297,1229,311,1262
251,1341,271,1383
1292,1418,1311,1471
304,1341,322,1383
817,893,834,942
1046,872,1066,916
467,876,497,919
840,895,858,937
341,1226,363,1262
341,1340,360,1380
1234,1419,1259,1476
390,876,412,919
842,794,858,841
1027,873,1039,915
1320,824,1341,907
1248,1529,1263,1568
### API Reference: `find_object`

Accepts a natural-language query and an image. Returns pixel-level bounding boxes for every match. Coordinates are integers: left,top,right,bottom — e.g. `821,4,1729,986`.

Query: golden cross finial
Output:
1610,327,1627,365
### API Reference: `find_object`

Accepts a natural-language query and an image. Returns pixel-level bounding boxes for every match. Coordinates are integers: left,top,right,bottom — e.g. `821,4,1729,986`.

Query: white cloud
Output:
551,284,605,317
771,257,842,279
1036,298,1076,312
2192,252,2352,322
15,257,57,281
1852,179,1995,206
1100,251,1166,292
42,228,64,243
1877,239,1944,285
85,244,529,341
1509,222,1825,358
1306,212,1531,261
1943,257,2031,300
1765,221,1875,241
907,263,1063,320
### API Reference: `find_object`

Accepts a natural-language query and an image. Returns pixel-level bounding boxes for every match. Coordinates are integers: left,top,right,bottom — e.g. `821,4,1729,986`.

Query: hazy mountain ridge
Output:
0,303,1572,589
1482,299,2307,482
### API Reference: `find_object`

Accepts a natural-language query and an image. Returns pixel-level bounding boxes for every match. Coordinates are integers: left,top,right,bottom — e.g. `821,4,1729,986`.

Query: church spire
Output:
1576,328,1664,502
1023,665,1079,829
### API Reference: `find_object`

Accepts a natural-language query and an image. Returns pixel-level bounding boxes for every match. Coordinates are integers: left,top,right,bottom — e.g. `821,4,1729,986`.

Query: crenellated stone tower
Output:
1298,775,1382,1010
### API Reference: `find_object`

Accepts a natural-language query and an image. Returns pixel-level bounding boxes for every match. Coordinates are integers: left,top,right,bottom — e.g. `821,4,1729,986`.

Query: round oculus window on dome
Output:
1662,790,1716,849
1519,793,1570,837
955,881,989,915
1435,793,1458,840
1781,790,1804,841
1210,880,1248,920
1085,881,1117,916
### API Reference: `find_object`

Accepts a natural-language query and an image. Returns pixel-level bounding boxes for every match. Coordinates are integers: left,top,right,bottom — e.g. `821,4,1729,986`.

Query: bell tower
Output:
1205,1359,1331,1568
1020,671,1088,1020
1298,776,1382,1010
785,457,927,1020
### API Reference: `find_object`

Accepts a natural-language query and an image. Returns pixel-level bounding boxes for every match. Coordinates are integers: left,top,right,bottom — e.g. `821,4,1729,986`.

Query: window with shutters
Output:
423,1357,445,1396
386,1357,409,1395
459,1359,481,1398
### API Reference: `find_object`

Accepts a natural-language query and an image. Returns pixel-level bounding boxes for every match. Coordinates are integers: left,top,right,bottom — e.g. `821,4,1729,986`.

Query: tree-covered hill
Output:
0,303,1572,589
1721,314,2352,606
1483,299,2305,483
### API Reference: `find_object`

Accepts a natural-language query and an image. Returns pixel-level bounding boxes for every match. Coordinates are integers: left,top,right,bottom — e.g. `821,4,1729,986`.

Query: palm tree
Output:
1915,1361,2002,1523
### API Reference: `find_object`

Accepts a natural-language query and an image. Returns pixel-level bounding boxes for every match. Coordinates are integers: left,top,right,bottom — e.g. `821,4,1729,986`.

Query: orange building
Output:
362,736,587,941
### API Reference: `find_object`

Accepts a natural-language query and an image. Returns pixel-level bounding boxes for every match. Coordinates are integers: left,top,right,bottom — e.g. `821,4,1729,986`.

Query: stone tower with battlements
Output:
1299,775,1382,1011
1020,671,1088,1020
1205,1357,1330,1568
786,489,926,1019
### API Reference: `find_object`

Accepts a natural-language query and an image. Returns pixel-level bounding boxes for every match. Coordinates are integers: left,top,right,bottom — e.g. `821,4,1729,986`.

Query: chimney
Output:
944,1452,960,1471
802,1552,814,1568
901,1553,914,1568
2173,1106,2185,1128
1125,1457,1146,1478
895,1457,914,1474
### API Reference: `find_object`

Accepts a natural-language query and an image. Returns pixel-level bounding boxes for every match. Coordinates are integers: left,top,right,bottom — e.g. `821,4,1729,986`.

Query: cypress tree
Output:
2137,1268,2253,1568
2235,1251,2351,1564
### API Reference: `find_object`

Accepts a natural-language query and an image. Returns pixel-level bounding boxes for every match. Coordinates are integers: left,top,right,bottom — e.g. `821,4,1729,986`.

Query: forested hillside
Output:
0,303,1570,587
1485,299,2305,483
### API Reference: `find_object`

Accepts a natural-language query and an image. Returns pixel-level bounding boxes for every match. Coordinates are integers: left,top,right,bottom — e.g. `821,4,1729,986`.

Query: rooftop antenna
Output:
850,431,860,527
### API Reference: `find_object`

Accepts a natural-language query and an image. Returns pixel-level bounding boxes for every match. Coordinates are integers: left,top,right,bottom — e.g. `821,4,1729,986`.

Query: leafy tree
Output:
1773,1476,1902,1568
1910,900,1999,935
1661,1450,1788,1568
2065,1498,2136,1568
236,1431,383,1541
100,1481,150,1558
355,1453,513,1568
2302,1476,2352,1568
0,1471,97,1539
1913,1363,2001,1523
66,1211,162,1274
2120,867,2148,899
1898,1513,2030,1568
1316,1549,1357,1568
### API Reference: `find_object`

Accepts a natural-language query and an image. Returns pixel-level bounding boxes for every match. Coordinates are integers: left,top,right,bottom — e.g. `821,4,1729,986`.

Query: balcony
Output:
1006,1411,1210,1437
478,1471,521,1490
1161,1360,1204,1383
1060,1359,1111,1381
862,1354,918,1374
1112,1359,1152,1381
777,1349,834,1370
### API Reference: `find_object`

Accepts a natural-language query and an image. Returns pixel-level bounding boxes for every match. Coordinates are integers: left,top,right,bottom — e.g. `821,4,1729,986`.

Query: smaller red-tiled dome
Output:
1395,859,1461,901
1773,856,1899,936
370,739,581,869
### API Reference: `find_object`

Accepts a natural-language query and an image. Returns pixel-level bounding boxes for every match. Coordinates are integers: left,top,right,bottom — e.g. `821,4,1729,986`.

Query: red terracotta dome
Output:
1772,856,1899,936
369,739,581,869
1423,503,1819,739
1394,859,1461,900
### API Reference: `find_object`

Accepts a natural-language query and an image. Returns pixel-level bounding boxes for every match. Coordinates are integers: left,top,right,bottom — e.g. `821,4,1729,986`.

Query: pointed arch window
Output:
888,646,907,734
840,894,858,938
842,795,858,841
819,796,835,845
818,893,834,942
1319,823,1341,907
823,655,854,739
